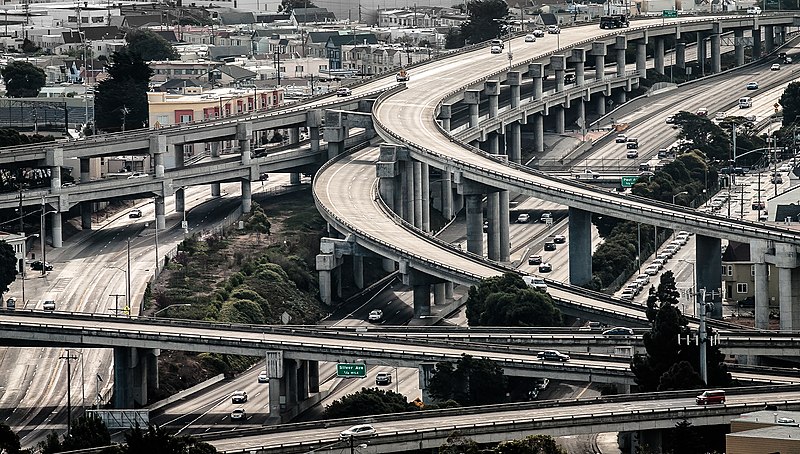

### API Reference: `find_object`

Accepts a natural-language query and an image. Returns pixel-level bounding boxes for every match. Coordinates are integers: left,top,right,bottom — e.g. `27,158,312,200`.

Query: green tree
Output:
672,111,730,162
438,432,480,454
780,81,800,127
0,423,22,454
466,273,562,326
444,28,465,49
494,435,566,453
61,414,112,451
122,425,216,454
125,29,178,61
428,354,506,406
1,61,46,97
0,241,17,297
324,388,417,419
459,0,508,45
278,0,317,12
95,48,152,131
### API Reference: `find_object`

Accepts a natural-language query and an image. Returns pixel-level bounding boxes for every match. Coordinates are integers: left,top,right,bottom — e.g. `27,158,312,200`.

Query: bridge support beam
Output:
508,71,521,108
241,180,252,214
507,122,521,164
316,240,345,305
434,282,446,306
572,48,586,86
778,266,796,330
654,38,665,74
529,63,544,100
50,211,62,248
488,133,499,154
440,104,452,132
465,89,480,128
592,42,606,81
441,170,454,220
765,25,775,54
155,196,165,231
210,142,221,196
289,127,302,185
752,27,762,59
751,240,770,330
555,107,565,134
150,135,166,178
534,114,544,153
734,29,745,66
615,36,626,77
499,190,509,262
711,23,722,74
413,161,423,229
487,191,500,261
463,189,484,256
675,42,686,69
113,347,158,408
636,41,647,74
175,188,185,216
307,109,322,153
568,207,592,286
696,234,722,319
595,94,605,116
80,158,92,230
697,33,706,76
421,163,430,232
551,55,566,91
403,160,414,225
486,79,499,118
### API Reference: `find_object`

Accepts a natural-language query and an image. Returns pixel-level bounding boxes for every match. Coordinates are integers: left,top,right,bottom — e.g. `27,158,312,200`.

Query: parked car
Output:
230,408,246,420
129,209,142,218
553,234,566,244
528,255,542,265
537,349,570,361
368,309,383,322
375,372,392,385
517,213,531,223
258,371,268,383
644,264,660,276
340,424,377,439
232,390,248,403
652,258,667,268
336,87,352,96
603,327,634,336
31,261,53,271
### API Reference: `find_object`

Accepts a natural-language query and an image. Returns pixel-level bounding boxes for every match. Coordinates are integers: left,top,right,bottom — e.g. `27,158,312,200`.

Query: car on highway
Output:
537,349,569,361
746,81,759,90
665,115,676,124
747,6,761,13
528,255,542,265
129,209,142,218
258,371,268,383
779,163,793,172
615,134,627,143
771,63,781,71
375,372,392,385
603,327,634,336
625,283,641,296
574,169,598,179
695,389,726,405
516,213,531,223
490,45,502,54
230,408,246,421
340,424,377,439
715,111,726,121
532,29,545,37
635,273,650,285
538,263,553,273
626,149,639,159
543,242,556,251
564,73,576,84
523,275,548,291
5,297,15,310
547,25,560,34
368,309,383,322
540,212,553,223
534,378,550,390
626,138,638,148
696,108,708,116
553,234,566,244
232,390,248,403
620,289,635,300
31,261,53,271
336,87,352,96
127,172,148,179
42,300,56,311
525,34,537,42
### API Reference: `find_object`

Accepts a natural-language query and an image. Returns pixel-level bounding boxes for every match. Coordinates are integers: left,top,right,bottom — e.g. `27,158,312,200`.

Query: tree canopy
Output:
1,61,46,97
324,387,418,419
459,0,508,45
0,241,17,296
465,273,562,326
780,81,800,127
125,29,178,61
494,435,566,454
428,354,506,405
94,48,152,131
0,423,22,454
278,0,317,12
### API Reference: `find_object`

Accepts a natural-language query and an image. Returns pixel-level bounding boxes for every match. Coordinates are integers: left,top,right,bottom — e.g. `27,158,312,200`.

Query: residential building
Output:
721,240,778,310
147,86,284,129
0,231,28,273
325,33,378,70
727,410,800,453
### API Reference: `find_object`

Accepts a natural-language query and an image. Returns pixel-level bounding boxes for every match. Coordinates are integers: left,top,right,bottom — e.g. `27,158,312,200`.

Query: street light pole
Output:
60,349,78,436
152,303,192,317
672,191,688,205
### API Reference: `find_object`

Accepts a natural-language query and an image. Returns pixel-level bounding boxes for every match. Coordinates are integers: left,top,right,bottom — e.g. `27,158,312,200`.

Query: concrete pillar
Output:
499,190,509,262
288,127,302,184
555,107,565,134
465,89,480,128
402,160,413,224
421,162,430,232
488,133,499,154
147,349,160,391
765,25,774,54
297,360,309,401
290,173,301,185
172,144,185,169
675,42,686,68
486,80,499,118
710,30,721,74
572,48,586,86
238,123,252,166
529,63,544,100
113,347,132,408
636,41,647,74
308,360,320,393
465,194,483,256
508,122,521,163
413,161,423,229
440,104,452,132
155,196,165,230
150,135,166,178
752,28,762,59
433,283,446,306
696,235,722,319
324,126,346,160
50,211,62,248
241,180,252,213
445,282,454,300
268,375,285,421
751,241,770,330
210,142,221,196
551,55,566,91
615,90,627,104
487,191,500,261
593,42,606,80
353,255,364,289
734,29,745,66
413,283,431,316
175,188,185,215
441,171,453,220
310,126,320,151
779,267,793,330
615,36,626,77
568,207,591,286
318,269,332,304
534,114,544,152
697,34,706,76
50,165,61,190
508,72,521,108
80,155,92,229
595,95,605,116
654,38,665,74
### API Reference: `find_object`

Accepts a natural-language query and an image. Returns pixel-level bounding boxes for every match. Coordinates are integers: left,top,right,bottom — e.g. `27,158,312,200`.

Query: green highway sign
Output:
336,363,367,378
621,176,639,188
662,9,677,17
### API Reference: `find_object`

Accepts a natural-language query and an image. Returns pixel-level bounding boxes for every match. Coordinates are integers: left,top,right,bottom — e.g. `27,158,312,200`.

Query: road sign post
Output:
662,9,677,17
336,363,367,378
621,176,638,188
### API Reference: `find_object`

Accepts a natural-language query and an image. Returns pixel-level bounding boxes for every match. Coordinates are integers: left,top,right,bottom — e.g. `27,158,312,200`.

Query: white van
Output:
739,97,752,108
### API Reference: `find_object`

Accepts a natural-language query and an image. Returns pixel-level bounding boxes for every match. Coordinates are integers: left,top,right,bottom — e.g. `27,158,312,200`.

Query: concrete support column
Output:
765,25,774,54
529,63,544,100
508,72,521,108
636,41,647,74
297,360,309,401
308,360,320,393
568,207,591,286
754,263,769,330
402,160,413,224
465,194,483,255
175,188,185,215
81,202,92,230
485,80,499,119
488,133,499,154
734,29,745,66
487,191,500,261
675,42,686,68
551,55,566,91
696,235,722,319
268,375,285,421
555,107,565,134
150,135,166,178
615,36,626,77
508,122,521,163
241,180,252,213
353,255,364,289
310,126,320,151
413,283,431,317
413,161,423,229
697,35,706,76
421,162,430,232
445,282,454,300
752,28,762,59
146,349,160,392
595,95,605,116
288,127,302,184
433,283,446,306
534,114,544,152
779,267,794,330
210,142,221,196
50,165,61,190
615,90,626,104
465,89,480,128
290,173,301,185
318,269,332,305
238,123,252,166
710,31,721,74
654,38,665,74
441,171,453,220
155,197,165,231
50,211,62,248
593,42,606,80
113,347,132,408
440,104,452,132
499,190,509,262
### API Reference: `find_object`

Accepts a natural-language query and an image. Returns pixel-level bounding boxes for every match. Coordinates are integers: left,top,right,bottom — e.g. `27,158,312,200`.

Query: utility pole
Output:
697,288,720,384
126,238,131,311
60,350,78,436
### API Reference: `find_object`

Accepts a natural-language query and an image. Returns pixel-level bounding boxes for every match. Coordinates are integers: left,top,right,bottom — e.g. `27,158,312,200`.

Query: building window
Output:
736,283,748,293
179,114,192,123
750,265,755,276
726,265,732,276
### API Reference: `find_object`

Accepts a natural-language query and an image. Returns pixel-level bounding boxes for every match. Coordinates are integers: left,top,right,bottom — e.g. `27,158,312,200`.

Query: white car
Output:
524,34,536,42
523,275,548,291
490,45,502,54
368,309,383,321
547,25,560,34
771,63,781,71
532,29,545,37
644,265,660,276
230,408,246,420
258,371,268,383
340,424,376,439
336,87,352,96
779,163,793,172
127,172,148,179
517,213,531,223
231,390,248,403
